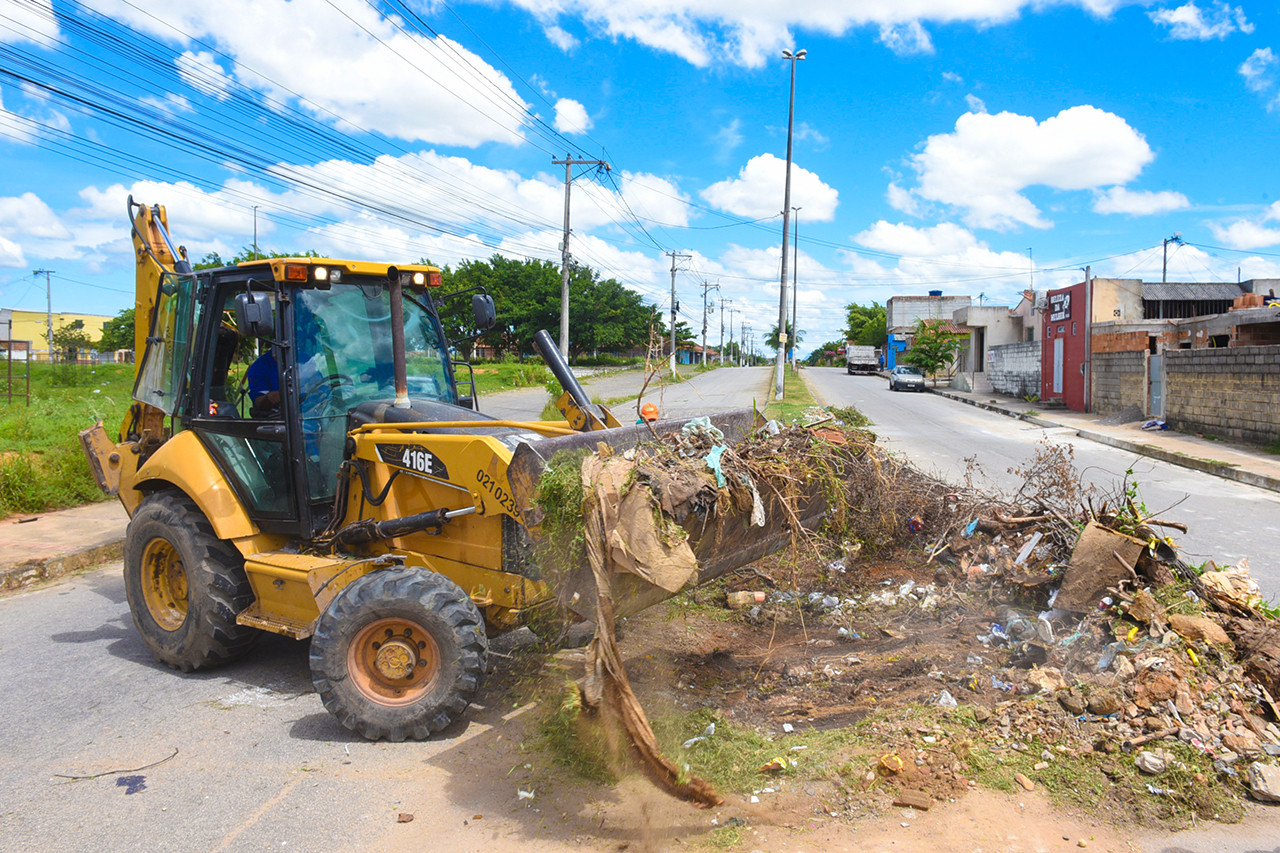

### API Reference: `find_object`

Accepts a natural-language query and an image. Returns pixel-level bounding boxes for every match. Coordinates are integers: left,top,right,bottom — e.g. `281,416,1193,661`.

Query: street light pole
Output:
790,206,800,370
774,48,805,401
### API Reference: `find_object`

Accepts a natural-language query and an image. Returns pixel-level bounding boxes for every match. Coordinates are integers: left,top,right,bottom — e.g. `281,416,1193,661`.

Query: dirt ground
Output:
412,539,1278,853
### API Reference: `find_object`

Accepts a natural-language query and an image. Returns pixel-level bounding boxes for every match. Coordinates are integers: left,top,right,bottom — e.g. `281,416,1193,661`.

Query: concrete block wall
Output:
1164,345,1280,445
1092,351,1146,416
988,341,1040,398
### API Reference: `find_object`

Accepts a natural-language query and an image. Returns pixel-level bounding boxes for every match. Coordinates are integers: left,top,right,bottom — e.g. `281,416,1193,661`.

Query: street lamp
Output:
790,206,800,370
774,47,805,400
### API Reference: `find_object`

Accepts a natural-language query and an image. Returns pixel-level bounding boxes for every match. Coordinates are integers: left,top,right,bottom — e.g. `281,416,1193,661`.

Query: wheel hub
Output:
347,618,441,707
374,638,418,680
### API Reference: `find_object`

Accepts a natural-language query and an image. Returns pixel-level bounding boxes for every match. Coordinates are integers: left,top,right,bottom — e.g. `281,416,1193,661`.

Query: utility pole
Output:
33,268,54,360
552,154,611,359
253,205,259,260
665,251,691,373
775,47,806,401
1162,233,1183,284
719,298,731,365
727,304,737,366
790,207,800,370
700,280,719,366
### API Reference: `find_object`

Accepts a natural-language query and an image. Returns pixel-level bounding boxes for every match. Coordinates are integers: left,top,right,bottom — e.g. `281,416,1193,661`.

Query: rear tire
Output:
123,491,260,672
310,567,488,741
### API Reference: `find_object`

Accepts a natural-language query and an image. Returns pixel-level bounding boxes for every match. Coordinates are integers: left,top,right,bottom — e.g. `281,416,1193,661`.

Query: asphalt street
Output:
805,368,1280,600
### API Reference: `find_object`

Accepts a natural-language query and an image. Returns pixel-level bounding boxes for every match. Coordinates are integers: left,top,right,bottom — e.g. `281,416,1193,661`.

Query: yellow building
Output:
1,309,116,362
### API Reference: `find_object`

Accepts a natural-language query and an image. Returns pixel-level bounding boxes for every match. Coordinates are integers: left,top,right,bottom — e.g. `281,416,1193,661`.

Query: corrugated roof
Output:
1142,283,1245,301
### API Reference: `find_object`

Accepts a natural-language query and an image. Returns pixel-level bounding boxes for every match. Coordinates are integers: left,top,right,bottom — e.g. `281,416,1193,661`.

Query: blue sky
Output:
2,0,1279,357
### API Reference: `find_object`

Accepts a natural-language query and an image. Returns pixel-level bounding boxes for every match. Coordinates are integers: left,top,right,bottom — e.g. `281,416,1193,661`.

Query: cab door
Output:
185,277,301,534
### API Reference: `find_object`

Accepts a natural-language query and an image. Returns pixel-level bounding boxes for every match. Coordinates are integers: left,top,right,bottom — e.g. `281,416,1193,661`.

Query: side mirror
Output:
235,291,275,338
472,293,496,332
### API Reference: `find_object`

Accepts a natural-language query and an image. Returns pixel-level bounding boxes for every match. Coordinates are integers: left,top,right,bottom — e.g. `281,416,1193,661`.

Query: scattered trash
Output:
1141,419,1169,430
682,722,716,749
936,689,958,708
759,758,787,774
517,789,535,800
1135,749,1176,775
727,591,766,609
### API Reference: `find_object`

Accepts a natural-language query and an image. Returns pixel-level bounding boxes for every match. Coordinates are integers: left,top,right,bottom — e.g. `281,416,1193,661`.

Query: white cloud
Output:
0,0,59,47
1093,186,1190,215
175,50,232,101
553,98,592,133
1149,2,1252,40
854,221,978,257
0,235,23,267
714,119,743,161
793,122,829,147
886,183,922,217
701,154,838,221
942,71,963,84
140,93,194,115
543,24,579,51
1241,47,1277,92
83,0,532,147
501,0,1119,67
908,106,1154,230
964,93,987,113
0,192,72,239
879,21,934,56
1209,201,1280,249
0,90,37,144
1239,48,1280,110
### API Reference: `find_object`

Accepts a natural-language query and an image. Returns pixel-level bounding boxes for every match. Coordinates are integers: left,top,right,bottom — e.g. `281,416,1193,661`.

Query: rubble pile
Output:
537,411,1280,822
696,460,1280,820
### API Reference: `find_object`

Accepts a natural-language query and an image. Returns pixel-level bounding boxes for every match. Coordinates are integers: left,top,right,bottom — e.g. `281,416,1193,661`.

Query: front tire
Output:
123,491,259,672
310,567,488,741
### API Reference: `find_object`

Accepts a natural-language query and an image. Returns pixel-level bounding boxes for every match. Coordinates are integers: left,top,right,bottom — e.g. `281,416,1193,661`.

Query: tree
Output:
845,302,887,348
51,319,95,363
804,339,847,366
98,308,135,352
195,248,318,270
764,321,803,351
902,319,965,382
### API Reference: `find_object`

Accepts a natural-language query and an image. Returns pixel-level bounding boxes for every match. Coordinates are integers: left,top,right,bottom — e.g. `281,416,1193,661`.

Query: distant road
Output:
805,368,1280,600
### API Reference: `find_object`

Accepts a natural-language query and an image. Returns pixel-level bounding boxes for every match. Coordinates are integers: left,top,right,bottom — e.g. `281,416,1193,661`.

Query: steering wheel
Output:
302,372,354,398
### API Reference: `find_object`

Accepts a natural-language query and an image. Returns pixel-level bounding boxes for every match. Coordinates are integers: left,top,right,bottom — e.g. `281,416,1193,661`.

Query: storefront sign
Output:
1048,292,1072,322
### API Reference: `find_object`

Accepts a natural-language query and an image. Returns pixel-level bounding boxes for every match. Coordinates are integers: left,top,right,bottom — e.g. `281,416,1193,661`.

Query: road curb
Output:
928,387,1280,495
0,539,124,591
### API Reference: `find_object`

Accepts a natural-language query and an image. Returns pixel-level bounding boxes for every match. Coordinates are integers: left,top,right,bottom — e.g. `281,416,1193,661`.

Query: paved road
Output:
0,565,597,852
805,368,1280,599
480,365,771,422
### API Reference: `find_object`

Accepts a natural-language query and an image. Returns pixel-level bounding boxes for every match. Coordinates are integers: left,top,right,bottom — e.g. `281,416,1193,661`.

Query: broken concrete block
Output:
1247,762,1280,803
1055,521,1146,612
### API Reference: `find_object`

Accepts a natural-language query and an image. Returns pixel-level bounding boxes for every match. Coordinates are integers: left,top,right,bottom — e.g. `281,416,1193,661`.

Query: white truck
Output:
845,343,879,375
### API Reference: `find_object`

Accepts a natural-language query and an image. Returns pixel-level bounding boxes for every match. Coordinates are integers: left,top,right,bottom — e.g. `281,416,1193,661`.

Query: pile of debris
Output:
533,411,1280,815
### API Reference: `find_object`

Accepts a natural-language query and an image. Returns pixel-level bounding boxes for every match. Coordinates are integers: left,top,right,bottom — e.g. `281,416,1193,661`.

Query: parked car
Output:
889,365,926,392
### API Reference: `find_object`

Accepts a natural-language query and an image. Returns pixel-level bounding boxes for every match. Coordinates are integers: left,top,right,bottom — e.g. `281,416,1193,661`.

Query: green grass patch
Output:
763,366,818,424
467,360,552,395
0,362,135,515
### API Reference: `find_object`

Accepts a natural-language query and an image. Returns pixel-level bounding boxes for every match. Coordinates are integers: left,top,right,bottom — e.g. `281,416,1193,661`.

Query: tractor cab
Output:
134,257,492,539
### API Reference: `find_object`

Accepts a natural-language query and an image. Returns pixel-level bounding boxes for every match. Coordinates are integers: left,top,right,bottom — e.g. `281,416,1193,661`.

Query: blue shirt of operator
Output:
246,351,279,416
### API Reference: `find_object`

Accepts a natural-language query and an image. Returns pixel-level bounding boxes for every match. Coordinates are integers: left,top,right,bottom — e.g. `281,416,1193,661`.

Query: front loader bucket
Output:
507,408,757,528
508,408,834,622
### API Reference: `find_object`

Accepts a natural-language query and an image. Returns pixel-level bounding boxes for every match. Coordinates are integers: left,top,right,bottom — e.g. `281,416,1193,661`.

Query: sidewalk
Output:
928,384,1280,493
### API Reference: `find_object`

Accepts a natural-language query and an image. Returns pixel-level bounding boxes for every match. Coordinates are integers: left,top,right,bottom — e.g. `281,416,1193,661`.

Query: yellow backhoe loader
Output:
81,199,781,741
